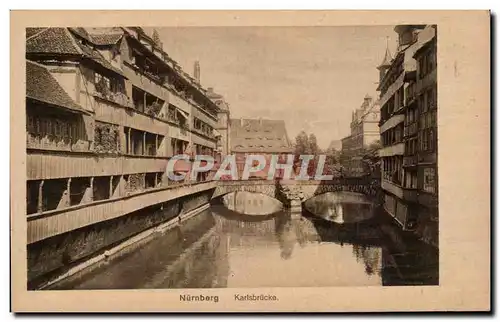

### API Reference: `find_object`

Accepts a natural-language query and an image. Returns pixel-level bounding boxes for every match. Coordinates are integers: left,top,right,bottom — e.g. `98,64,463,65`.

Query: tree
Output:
361,140,382,177
294,131,310,155
308,133,319,156
325,145,340,165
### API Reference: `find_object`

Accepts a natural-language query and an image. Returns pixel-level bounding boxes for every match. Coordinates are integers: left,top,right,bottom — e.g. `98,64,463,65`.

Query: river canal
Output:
49,191,438,289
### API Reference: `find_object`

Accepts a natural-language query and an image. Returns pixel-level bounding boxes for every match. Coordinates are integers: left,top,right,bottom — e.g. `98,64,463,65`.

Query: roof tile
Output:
230,118,293,153
89,33,123,46
26,28,47,39
26,28,81,55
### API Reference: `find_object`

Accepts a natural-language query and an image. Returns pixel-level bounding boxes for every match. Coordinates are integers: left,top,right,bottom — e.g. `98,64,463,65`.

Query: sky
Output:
153,26,398,149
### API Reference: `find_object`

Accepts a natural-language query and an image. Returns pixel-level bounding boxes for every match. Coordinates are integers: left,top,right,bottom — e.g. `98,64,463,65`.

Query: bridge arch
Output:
212,178,381,209
212,180,279,200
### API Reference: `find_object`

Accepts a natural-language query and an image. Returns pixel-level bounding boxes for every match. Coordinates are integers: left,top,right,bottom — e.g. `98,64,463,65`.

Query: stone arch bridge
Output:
212,177,381,211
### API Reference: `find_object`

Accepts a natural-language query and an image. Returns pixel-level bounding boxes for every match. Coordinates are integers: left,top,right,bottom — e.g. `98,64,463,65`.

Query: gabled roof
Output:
230,118,293,153
68,27,123,46
89,33,123,46
73,39,126,77
26,60,91,115
26,28,81,55
68,27,93,42
28,27,126,78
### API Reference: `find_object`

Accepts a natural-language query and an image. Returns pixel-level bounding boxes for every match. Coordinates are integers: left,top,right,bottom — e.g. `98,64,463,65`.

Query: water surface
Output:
50,191,438,289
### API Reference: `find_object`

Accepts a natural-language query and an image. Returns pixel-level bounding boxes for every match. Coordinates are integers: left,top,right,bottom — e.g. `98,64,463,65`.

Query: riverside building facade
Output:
25,27,222,287
377,24,438,247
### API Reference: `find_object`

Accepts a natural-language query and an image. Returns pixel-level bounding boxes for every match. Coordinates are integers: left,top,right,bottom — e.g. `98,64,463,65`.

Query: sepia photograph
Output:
11,10,490,312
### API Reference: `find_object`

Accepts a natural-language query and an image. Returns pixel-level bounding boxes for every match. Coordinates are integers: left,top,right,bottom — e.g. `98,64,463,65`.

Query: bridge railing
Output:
217,177,380,186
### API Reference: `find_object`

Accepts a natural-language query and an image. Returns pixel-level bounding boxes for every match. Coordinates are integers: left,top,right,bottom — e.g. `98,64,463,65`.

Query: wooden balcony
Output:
191,102,218,125
380,114,405,134
168,123,191,141
404,123,418,137
122,62,167,100
379,142,405,157
94,98,168,136
169,91,192,114
27,180,218,244
403,155,418,167
381,180,418,202
192,128,218,143
379,72,404,107
27,152,169,180
418,151,437,165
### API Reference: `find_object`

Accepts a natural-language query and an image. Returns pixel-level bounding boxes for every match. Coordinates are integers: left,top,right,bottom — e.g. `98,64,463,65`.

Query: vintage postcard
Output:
11,10,490,312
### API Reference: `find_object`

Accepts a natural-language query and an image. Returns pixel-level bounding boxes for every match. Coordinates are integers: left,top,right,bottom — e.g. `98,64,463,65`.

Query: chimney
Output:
207,87,214,94
240,117,244,126
259,117,263,126
194,61,200,83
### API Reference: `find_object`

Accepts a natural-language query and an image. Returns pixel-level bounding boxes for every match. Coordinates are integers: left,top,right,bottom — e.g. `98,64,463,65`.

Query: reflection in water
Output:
50,192,438,289
304,192,375,224
222,191,282,215
275,214,295,260
352,244,381,276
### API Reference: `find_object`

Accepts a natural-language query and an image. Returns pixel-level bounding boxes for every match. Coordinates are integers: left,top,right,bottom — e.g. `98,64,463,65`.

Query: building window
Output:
404,170,418,189
423,91,429,113
94,72,123,96
423,167,436,193
170,138,177,156
418,46,436,79
26,180,40,215
419,55,426,79
422,130,428,151
26,111,80,150
194,118,202,130
168,104,178,123
426,50,435,74
428,129,435,151
427,88,435,110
